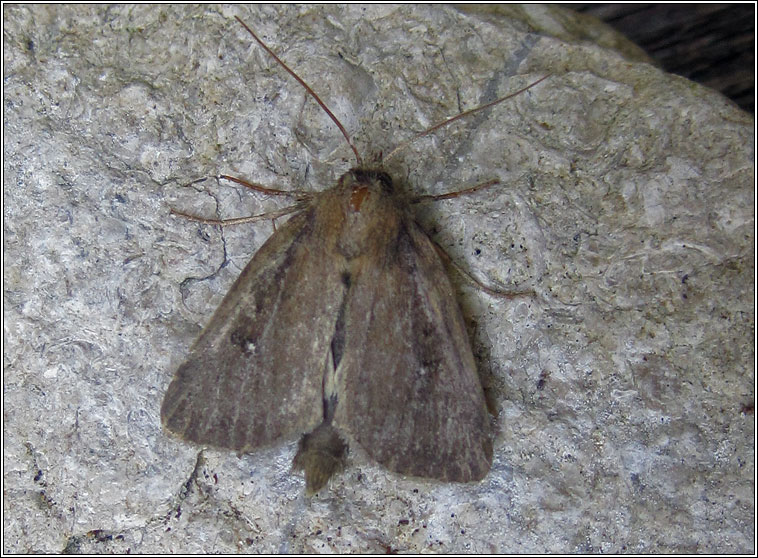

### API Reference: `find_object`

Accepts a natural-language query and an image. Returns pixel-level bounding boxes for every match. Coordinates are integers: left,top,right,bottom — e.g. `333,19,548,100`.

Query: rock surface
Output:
4,4,753,553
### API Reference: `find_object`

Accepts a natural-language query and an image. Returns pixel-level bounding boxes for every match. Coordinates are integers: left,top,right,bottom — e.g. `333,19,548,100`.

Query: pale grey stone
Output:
4,4,753,553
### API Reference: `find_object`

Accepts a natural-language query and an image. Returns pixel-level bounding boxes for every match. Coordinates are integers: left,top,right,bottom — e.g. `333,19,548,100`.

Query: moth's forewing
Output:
161,206,348,452
332,179,492,482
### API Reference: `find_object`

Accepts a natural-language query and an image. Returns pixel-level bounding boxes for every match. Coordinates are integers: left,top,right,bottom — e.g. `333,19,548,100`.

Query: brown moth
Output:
161,15,548,494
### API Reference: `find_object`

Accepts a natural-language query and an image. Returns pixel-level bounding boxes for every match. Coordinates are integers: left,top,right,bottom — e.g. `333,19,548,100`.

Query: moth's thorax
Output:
322,168,405,260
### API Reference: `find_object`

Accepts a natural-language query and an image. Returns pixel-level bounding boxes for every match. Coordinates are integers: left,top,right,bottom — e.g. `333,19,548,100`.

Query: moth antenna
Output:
235,16,363,167
384,74,551,163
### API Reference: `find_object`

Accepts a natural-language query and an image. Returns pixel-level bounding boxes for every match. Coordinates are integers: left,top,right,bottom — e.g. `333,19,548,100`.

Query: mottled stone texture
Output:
4,4,753,553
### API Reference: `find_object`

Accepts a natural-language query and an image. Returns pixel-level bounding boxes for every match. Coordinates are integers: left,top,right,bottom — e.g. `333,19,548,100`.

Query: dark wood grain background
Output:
571,3,754,114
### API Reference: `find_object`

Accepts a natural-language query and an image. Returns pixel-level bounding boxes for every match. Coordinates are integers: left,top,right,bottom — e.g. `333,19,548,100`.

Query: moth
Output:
161,16,548,493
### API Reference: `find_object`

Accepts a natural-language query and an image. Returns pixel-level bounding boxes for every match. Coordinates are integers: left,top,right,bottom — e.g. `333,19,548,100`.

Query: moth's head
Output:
337,167,396,214
340,168,393,193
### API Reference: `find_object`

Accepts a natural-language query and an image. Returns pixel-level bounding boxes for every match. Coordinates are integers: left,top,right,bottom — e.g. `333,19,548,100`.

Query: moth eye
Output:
375,171,393,193
351,169,371,183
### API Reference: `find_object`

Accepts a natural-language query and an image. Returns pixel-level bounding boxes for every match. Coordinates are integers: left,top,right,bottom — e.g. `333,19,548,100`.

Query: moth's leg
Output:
170,204,303,226
410,179,499,203
219,174,313,199
170,174,311,226
431,241,534,300
411,178,531,297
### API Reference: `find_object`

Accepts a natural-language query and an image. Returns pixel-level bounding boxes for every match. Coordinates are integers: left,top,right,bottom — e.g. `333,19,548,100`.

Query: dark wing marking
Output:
161,206,346,452
334,217,492,481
